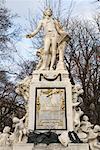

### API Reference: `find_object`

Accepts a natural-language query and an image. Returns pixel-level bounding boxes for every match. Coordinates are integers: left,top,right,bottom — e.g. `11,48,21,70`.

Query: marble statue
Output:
16,76,32,101
59,130,83,146
77,128,88,143
0,126,11,146
77,115,93,143
80,115,93,133
73,106,84,131
87,125,100,150
16,76,32,129
72,84,84,103
36,47,51,70
26,8,70,70
12,114,27,143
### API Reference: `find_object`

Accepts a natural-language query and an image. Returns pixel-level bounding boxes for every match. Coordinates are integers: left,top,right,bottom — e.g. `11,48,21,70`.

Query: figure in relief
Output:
26,8,70,70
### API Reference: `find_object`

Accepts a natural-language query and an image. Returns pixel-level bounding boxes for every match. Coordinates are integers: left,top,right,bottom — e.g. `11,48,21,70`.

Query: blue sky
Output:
5,0,99,21
2,0,99,72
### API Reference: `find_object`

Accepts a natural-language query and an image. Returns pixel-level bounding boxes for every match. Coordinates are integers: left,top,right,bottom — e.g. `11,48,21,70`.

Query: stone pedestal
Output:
0,146,12,150
13,144,33,150
28,70,73,131
34,143,68,150
68,143,89,150
0,143,89,150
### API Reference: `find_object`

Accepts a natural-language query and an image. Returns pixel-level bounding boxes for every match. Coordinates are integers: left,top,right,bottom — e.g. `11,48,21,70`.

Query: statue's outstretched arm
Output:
21,113,28,121
26,20,42,38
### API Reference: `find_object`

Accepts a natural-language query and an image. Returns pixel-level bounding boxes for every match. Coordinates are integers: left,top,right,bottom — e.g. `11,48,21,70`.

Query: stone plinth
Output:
68,143,89,150
13,144,33,150
34,143,68,150
28,70,73,132
0,146,12,150
0,143,89,150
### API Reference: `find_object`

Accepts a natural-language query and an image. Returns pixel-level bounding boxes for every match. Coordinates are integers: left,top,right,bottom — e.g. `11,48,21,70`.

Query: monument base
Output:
0,146,13,150
29,70,73,131
0,143,89,150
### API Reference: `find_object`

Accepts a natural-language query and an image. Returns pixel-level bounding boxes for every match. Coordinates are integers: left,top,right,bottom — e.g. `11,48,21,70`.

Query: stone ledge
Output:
0,146,13,150
0,143,89,150
68,143,89,150
13,144,33,150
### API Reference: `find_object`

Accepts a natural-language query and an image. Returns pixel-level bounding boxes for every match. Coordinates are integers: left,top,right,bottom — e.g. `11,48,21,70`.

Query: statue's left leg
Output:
50,36,57,70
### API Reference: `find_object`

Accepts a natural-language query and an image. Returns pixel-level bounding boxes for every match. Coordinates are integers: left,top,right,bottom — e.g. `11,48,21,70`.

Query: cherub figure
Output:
72,84,84,103
80,115,93,133
73,106,84,131
77,115,93,143
16,76,32,101
12,114,27,143
88,125,100,150
0,126,11,146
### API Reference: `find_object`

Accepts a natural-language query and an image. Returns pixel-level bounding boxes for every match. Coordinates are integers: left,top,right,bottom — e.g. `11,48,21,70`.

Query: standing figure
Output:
26,8,68,70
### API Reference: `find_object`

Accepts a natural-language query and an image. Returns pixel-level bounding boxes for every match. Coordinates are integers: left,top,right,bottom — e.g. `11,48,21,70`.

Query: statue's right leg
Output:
40,37,50,70
18,131,23,143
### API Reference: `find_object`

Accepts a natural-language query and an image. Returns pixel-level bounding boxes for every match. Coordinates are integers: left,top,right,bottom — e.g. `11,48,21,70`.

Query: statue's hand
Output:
26,34,33,38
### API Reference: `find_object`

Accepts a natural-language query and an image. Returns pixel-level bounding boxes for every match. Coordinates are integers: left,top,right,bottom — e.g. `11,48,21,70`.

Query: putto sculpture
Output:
0,126,11,146
12,114,27,143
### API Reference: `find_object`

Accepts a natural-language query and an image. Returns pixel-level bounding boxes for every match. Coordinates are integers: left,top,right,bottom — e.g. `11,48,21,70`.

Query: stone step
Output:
0,143,89,150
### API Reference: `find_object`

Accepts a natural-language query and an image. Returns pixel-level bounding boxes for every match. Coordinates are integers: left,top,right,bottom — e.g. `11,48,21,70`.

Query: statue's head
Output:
94,125,100,133
83,115,89,121
13,117,20,123
75,84,82,90
3,126,10,133
43,8,52,17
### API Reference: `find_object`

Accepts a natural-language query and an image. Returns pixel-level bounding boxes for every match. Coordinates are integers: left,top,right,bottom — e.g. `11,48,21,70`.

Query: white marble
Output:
68,143,89,150
58,131,70,146
12,114,27,143
26,8,70,70
88,125,100,150
28,70,74,131
13,144,33,150
0,143,89,150
0,146,12,150
0,126,11,146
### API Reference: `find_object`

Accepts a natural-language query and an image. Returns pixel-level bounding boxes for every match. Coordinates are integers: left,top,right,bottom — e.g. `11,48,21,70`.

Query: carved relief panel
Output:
35,87,67,130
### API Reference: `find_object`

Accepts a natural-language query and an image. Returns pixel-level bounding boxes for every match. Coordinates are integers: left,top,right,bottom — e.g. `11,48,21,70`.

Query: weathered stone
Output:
29,70,73,132
68,143,89,150
13,144,34,150
0,146,12,150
